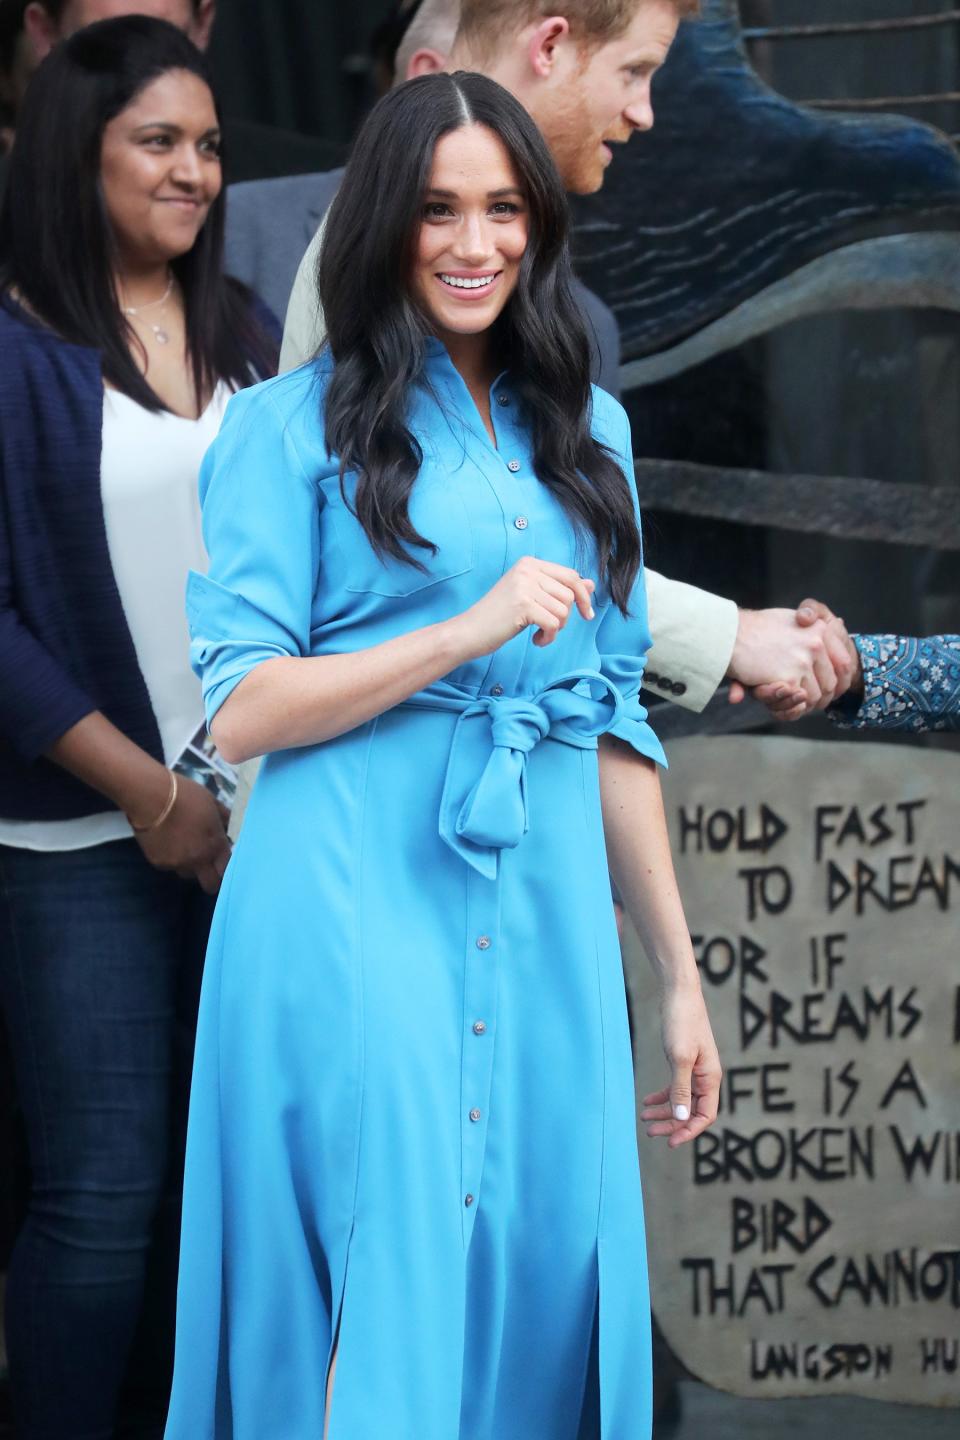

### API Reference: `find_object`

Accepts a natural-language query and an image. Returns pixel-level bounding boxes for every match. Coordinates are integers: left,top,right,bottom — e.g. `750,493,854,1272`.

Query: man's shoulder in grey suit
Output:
571,277,621,401
225,168,345,324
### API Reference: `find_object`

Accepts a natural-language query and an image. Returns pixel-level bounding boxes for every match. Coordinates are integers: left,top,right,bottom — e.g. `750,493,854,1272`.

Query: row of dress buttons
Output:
467,993,485,1202
469,923,489,1200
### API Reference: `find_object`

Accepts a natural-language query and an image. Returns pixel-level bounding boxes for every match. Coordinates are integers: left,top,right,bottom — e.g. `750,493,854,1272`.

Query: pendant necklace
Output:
122,271,175,346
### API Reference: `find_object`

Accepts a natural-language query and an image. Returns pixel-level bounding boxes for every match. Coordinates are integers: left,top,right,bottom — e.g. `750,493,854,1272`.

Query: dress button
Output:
465,1194,475,1207
514,515,528,530
469,1109,482,1123
507,459,521,473
657,676,672,691
490,684,504,697
473,1021,487,1036
672,681,688,697
476,935,491,950
497,393,510,407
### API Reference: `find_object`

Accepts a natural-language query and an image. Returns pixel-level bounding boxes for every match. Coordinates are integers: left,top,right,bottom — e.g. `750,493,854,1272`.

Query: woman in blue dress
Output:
166,71,722,1440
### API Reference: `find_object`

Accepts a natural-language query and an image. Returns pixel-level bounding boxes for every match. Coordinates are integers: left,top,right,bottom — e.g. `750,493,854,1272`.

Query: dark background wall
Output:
208,0,391,146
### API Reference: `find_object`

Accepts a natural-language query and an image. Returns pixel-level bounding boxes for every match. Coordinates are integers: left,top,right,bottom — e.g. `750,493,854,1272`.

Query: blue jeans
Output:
0,839,213,1440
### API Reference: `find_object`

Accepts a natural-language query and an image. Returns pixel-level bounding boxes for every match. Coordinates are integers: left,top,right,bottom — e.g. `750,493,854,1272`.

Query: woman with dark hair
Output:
167,70,719,1439
0,15,277,1438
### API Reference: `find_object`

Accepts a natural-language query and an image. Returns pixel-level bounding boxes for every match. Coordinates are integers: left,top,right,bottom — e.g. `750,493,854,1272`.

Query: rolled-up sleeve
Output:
593,397,667,769
187,384,323,727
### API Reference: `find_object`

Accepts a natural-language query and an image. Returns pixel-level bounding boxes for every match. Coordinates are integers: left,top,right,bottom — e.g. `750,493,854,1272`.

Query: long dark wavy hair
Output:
319,71,641,613
0,15,277,411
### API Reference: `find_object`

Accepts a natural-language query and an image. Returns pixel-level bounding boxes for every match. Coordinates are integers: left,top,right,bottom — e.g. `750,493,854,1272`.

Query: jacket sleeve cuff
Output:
642,570,738,713
0,618,99,760
18,692,99,761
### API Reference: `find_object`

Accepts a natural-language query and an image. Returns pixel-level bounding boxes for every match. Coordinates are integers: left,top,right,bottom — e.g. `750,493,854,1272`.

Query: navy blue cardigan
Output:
0,295,277,822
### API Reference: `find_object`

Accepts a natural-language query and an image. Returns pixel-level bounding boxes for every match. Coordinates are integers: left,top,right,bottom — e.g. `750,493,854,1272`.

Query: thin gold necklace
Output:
122,272,174,346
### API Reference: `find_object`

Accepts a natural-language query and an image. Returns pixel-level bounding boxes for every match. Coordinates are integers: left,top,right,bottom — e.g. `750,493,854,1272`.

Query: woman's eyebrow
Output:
130,120,221,139
424,186,524,199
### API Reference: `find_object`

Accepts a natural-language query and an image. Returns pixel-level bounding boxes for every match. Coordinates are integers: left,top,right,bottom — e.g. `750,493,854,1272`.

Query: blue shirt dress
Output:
165,341,667,1440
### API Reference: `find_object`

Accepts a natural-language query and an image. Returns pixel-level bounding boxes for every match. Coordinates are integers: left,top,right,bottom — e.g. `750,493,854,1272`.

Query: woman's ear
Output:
405,46,447,81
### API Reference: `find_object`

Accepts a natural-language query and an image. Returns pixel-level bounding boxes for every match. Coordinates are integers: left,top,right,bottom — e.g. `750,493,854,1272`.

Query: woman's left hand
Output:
641,981,722,1148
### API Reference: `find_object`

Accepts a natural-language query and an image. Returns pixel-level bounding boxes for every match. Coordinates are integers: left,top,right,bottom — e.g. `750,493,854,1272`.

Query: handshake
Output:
727,598,861,721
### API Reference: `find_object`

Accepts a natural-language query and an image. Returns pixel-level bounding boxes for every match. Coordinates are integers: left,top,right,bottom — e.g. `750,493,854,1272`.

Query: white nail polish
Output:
674,1104,690,1122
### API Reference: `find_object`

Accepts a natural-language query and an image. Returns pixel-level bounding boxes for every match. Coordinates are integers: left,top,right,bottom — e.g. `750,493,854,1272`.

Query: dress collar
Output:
423,336,511,397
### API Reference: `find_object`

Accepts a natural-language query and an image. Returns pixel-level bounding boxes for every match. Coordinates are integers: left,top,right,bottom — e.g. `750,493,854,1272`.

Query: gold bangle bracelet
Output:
130,771,178,834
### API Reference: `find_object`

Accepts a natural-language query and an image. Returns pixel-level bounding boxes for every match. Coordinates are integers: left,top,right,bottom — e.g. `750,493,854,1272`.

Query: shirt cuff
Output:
828,634,902,729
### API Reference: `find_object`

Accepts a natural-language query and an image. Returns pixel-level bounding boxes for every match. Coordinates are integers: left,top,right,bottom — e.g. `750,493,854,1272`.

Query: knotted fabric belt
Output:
402,671,625,879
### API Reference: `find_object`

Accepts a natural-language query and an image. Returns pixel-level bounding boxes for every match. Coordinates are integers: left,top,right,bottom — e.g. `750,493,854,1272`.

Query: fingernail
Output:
799,607,814,620
587,608,595,620
775,687,787,700
673,1104,690,1122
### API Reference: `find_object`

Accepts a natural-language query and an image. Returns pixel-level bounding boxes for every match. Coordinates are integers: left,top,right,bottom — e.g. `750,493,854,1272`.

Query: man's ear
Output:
190,0,217,51
23,2,61,64
526,16,571,79
405,46,447,81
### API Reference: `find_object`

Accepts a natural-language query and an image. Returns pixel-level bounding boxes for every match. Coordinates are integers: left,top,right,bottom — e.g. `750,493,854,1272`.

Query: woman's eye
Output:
490,202,520,217
141,134,172,148
423,202,452,220
199,139,222,158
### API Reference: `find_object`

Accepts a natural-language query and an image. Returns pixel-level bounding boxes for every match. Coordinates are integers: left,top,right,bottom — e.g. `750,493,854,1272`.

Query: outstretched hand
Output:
726,600,858,717
750,599,861,719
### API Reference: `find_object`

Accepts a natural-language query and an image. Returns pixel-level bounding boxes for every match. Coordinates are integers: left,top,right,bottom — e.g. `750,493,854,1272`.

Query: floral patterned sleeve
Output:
830,634,960,732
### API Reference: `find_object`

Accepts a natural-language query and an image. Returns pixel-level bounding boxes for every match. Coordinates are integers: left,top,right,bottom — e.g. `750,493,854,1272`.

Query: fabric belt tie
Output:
406,671,624,879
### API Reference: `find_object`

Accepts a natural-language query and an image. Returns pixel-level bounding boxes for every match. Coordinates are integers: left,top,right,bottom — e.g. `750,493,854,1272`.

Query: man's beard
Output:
536,85,607,196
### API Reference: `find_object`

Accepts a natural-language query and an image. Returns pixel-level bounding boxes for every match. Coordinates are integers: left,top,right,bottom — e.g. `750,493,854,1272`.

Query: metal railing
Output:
742,7,960,138
742,10,960,42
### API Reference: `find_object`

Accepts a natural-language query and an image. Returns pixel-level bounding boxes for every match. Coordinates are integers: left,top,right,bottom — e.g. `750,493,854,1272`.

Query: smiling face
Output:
411,122,529,348
99,67,221,270
532,0,679,193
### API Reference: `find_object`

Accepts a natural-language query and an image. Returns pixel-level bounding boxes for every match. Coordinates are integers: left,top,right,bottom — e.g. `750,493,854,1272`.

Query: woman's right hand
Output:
454,556,596,659
134,777,232,896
